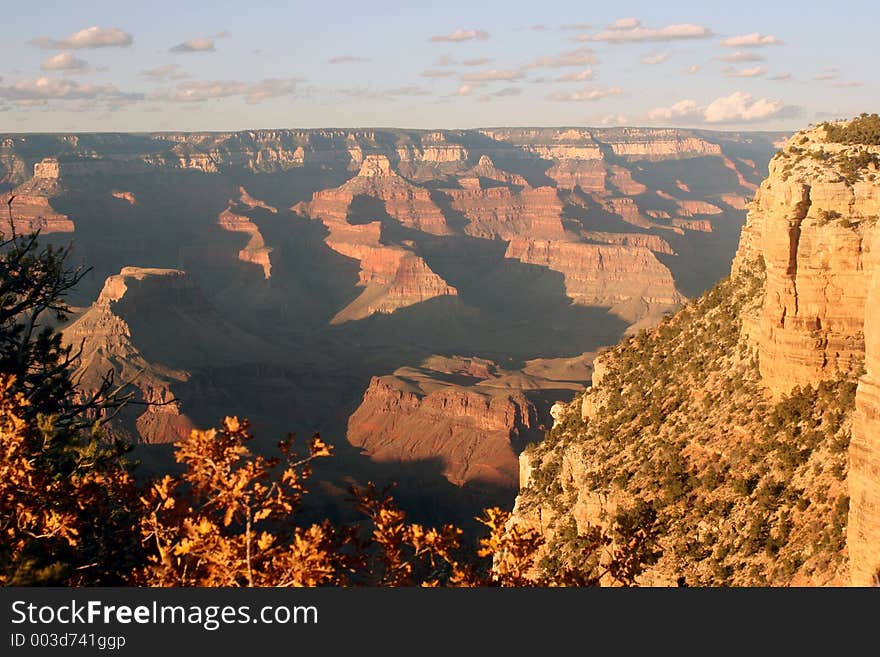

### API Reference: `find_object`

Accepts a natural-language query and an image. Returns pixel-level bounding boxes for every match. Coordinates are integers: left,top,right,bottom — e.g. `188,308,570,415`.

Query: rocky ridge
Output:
507,117,880,586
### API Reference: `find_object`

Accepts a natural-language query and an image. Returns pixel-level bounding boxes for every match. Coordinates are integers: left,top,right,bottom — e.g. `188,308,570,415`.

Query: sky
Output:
0,0,876,132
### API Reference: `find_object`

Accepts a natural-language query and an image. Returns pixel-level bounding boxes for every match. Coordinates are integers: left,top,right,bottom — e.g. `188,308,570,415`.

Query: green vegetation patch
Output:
822,113,880,145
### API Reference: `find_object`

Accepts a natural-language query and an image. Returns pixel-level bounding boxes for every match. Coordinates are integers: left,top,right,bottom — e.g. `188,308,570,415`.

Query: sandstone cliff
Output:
63,268,195,444
297,154,451,235
504,237,682,314
506,117,880,586
216,187,277,279
310,215,457,323
850,265,880,585
446,185,566,240
347,356,543,488
63,266,279,444
7,159,75,234
733,125,880,396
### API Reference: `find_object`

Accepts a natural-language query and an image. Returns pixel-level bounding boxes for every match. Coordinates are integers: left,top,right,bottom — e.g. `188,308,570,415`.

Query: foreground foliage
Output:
132,415,659,587
0,221,655,586
0,213,139,584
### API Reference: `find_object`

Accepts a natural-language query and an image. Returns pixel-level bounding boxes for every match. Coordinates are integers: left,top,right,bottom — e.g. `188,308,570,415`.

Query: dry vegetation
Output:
519,260,856,585
821,113,880,145
0,220,657,587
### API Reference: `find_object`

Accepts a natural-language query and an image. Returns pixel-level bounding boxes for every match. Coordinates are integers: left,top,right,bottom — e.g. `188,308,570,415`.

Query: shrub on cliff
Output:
515,264,854,586
837,149,880,184
822,113,880,145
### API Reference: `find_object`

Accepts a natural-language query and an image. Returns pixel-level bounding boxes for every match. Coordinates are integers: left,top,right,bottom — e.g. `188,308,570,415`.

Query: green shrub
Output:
822,113,880,145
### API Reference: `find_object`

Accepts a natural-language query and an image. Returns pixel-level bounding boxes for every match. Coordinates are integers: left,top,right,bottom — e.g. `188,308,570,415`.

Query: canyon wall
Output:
63,268,196,444
505,238,682,309
505,119,880,586
733,126,880,396
348,367,538,487
0,125,777,530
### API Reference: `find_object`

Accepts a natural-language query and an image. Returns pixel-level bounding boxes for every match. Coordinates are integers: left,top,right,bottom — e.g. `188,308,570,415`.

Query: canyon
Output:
0,126,779,528
508,118,880,586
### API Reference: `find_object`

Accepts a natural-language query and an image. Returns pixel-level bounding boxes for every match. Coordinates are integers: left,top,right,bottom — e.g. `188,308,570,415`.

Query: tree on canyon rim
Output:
0,197,140,584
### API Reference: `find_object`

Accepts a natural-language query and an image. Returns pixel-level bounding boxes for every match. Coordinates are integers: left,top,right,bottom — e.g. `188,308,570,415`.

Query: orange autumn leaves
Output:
132,415,545,587
1,374,655,587
0,376,137,585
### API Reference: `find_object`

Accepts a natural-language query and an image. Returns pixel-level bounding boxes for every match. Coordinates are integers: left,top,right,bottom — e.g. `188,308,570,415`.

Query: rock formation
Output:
504,117,880,586
63,268,195,444
314,218,457,323
7,159,74,234
216,188,277,279
217,206,273,279
605,130,722,159
111,190,137,205
850,263,880,585
505,237,682,310
300,154,451,235
446,185,566,240
347,357,541,487
733,125,880,396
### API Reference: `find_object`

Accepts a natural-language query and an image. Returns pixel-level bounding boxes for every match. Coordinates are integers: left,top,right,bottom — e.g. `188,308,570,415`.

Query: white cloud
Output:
556,68,594,82
704,92,785,122
329,55,369,64
30,26,133,49
648,91,789,124
526,47,599,68
430,29,490,43
153,78,299,104
648,99,702,121
171,38,216,53
462,68,524,82
723,65,767,78
686,64,701,74
579,22,713,43
140,64,189,81
608,17,641,30
641,52,670,65
769,73,792,81
420,69,456,78
455,84,475,96
548,86,623,102
717,50,765,62
812,69,860,88
41,52,88,72
434,55,457,66
720,33,783,47
0,76,141,103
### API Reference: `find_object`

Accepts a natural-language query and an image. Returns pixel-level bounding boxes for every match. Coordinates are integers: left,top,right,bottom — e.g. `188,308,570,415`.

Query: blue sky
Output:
0,0,876,132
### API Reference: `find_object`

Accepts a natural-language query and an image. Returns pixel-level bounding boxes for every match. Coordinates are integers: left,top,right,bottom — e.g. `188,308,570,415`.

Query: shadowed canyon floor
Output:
0,127,781,528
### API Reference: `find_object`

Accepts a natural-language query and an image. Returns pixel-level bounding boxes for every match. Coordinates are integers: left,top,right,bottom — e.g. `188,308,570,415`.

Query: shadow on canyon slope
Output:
47,163,648,531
